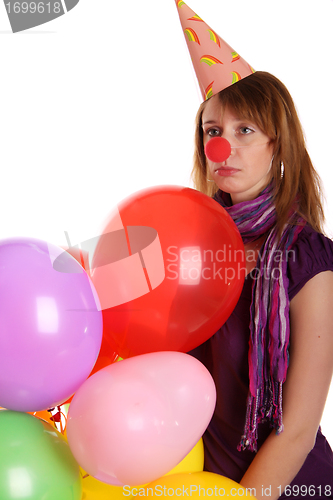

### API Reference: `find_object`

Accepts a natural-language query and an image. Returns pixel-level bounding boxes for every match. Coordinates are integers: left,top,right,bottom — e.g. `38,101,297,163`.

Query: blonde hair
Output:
192,71,324,236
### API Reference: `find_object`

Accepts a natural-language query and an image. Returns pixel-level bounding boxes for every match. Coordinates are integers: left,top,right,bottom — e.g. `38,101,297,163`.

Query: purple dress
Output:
190,225,333,498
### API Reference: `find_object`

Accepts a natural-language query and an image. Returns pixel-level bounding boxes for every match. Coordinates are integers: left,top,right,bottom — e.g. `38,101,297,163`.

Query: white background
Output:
0,0,332,444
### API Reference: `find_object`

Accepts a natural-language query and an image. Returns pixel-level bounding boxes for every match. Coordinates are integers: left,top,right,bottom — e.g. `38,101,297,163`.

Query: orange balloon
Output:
91,186,245,358
28,409,55,426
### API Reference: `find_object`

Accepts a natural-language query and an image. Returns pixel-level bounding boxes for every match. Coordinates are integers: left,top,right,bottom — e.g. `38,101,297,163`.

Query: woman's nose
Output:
205,137,232,163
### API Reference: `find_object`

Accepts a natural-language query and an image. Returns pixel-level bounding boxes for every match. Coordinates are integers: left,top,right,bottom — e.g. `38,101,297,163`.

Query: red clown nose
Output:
205,137,231,163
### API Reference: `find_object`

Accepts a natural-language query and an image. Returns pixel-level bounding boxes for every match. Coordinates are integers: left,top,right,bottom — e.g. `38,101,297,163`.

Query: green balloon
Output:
0,410,82,500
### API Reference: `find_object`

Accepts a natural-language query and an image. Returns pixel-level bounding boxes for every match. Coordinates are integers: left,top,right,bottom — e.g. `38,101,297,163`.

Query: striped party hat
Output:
174,0,255,100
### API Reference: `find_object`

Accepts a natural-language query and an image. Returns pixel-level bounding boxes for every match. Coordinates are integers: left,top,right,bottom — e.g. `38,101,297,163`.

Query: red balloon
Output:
90,186,245,358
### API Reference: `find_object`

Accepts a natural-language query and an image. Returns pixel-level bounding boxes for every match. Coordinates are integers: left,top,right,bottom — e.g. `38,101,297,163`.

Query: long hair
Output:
192,71,324,236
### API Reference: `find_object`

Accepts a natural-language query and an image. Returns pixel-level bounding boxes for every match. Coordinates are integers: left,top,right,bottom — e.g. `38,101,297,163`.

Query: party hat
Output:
174,0,255,100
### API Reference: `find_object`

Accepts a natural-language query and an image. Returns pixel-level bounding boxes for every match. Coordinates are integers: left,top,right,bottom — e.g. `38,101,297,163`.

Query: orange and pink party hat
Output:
174,0,255,100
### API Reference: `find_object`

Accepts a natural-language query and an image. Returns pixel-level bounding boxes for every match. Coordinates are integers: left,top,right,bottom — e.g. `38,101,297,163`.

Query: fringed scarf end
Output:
237,393,259,452
239,382,284,452
238,434,258,453
274,381,284,435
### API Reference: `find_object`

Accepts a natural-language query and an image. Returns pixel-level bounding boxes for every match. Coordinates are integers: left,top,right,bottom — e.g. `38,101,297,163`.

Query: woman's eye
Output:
239,126,253,135
207,128,221,137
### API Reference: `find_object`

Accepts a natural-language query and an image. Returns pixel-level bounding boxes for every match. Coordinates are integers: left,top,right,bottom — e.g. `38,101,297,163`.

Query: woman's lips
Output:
215,166,240,176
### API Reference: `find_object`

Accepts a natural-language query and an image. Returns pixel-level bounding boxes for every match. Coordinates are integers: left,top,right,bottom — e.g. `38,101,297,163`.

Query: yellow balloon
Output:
165,438,204,476
81,471,126,500
131,472,257,499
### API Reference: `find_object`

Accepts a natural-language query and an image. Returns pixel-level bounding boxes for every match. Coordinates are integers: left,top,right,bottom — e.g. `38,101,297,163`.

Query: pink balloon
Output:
0,238,103,412
67,352,216,486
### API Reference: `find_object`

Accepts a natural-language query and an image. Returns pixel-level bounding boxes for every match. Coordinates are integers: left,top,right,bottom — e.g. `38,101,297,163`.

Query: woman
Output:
190,71,333,499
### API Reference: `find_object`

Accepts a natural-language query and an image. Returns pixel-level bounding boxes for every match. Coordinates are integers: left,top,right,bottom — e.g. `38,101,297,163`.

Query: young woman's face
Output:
202,95,274,204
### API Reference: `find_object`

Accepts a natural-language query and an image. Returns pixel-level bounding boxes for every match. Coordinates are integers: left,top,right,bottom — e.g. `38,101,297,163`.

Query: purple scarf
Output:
214,184,305,452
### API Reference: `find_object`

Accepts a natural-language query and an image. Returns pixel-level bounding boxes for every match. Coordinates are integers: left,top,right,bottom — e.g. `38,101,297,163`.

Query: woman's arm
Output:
239,270,333,500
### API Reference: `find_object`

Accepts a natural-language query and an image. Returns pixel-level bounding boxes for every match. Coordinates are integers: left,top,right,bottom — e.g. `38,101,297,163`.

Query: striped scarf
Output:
214,184,305,452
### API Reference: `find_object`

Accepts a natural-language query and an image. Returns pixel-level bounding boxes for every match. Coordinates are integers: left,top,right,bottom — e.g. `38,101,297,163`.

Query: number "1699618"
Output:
5,2,62,14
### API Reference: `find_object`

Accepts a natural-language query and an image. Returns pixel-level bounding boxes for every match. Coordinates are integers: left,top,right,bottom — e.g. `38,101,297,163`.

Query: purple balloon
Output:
0,238,103,412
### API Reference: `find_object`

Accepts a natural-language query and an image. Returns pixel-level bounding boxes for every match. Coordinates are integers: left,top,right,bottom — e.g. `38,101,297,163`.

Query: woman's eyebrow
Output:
202,120,218,126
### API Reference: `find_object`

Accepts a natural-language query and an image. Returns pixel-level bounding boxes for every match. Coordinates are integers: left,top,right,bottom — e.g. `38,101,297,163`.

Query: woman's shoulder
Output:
288,224,333,301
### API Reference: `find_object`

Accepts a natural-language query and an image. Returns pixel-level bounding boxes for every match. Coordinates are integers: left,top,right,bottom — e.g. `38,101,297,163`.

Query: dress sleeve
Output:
288,225,333,301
